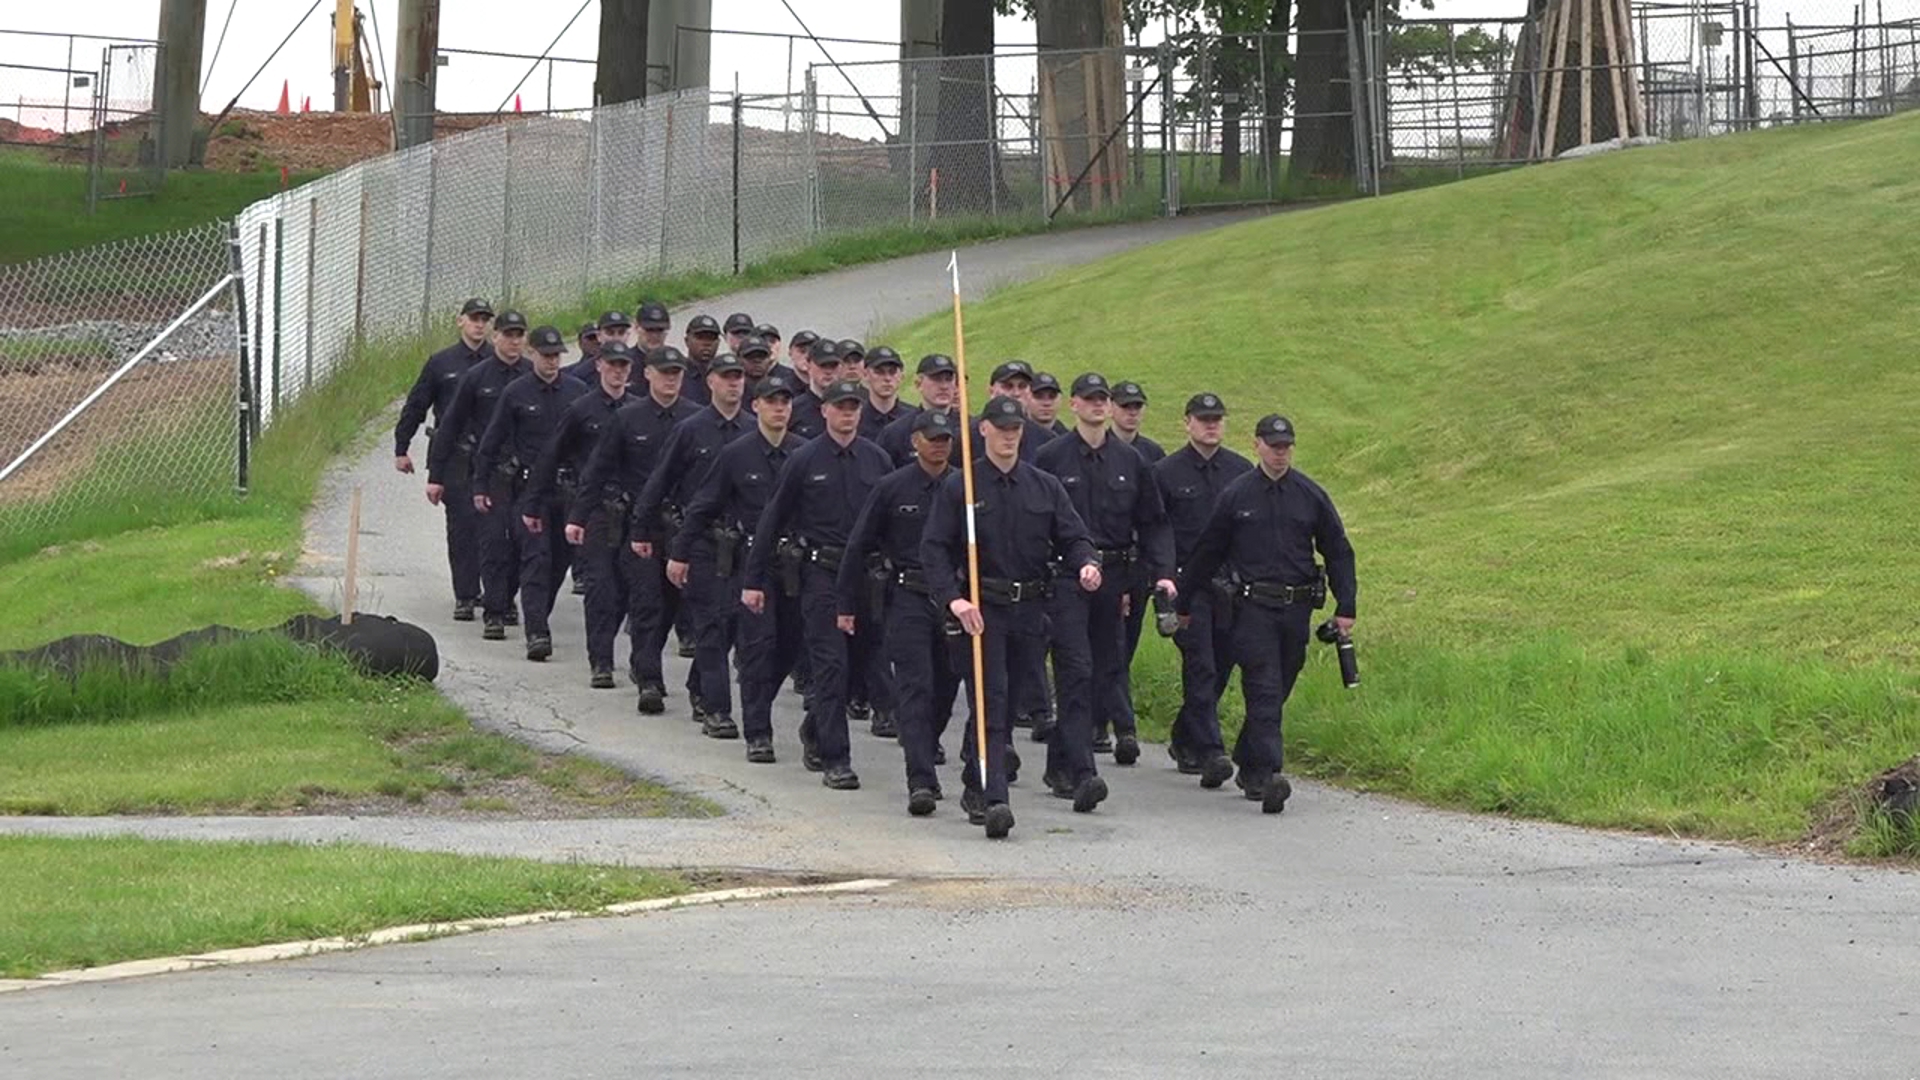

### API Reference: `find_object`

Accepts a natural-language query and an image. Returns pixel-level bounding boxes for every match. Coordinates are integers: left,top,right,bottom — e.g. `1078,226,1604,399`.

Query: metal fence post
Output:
731,93,743,276
987,54,1000,220
228,221,252,495
907,76,919,224
1160,43,1177,216
500,126,515,303
303,196,319,390
420,141,437,337
353,186,371,357
253,222,267,437
273,214,284,413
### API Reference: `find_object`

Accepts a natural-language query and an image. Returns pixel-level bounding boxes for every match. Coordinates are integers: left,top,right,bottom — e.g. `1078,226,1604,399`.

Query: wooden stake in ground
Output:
946,251,991,791
342,485,363,624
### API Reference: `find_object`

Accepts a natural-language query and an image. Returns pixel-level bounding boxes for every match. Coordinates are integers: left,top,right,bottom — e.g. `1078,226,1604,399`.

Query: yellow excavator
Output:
331,0,383,112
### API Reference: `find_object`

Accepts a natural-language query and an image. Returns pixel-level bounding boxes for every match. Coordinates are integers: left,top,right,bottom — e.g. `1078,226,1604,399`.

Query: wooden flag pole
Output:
342,485,363,624
947,251,991,791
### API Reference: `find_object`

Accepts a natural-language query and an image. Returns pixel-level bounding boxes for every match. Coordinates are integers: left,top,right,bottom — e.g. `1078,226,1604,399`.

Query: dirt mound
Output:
202,109,515,174
0,118,61,145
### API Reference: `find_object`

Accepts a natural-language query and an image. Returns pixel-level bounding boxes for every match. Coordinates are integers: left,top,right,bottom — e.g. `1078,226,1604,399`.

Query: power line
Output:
775,0,893,140
365,0,392,103
492,0,594,115
205,0,326,134
199,0,243,97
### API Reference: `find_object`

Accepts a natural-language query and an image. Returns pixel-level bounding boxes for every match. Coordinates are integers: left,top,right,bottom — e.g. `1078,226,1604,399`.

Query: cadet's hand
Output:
634,541,655,559
836,615,856,635
666,559,690,588
948,598,983,636
564,524,586,546
394,454,414,475
522,515,543,534
1156,578,1177,601
741,588,766,615
1078,563,1102,593
425,482,444,506
1120,592,1130,619
473,494,492,513
1335,615,1355,636
1177,614,1192,631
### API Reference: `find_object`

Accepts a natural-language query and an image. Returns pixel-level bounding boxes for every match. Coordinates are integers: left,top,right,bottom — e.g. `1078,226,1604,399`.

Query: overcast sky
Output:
2,0,1547,130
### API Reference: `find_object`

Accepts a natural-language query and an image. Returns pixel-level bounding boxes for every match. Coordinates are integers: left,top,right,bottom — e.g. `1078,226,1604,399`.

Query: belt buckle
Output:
1006,581,1026,604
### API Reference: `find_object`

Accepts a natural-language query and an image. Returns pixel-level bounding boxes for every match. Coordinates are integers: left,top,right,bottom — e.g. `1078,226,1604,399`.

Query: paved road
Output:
7,211,1919,1079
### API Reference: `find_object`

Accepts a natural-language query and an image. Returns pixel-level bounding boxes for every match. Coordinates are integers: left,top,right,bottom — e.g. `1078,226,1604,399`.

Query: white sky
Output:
1,0,1535,128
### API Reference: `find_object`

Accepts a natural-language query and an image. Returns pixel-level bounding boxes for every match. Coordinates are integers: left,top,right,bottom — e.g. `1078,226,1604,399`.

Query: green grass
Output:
0,150,327,266
0,636,716,817
888,112,1920,847
0,835,688,978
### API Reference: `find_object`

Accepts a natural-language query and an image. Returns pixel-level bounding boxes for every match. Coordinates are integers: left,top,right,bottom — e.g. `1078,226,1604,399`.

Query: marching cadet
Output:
787,337,843,440
597,310,634,352
837,409,963,816
738,337,779,390
876,353,958,466
1107,379,1168,738
395,297,495,620
724,312,756,354
858,347,917,438
516,338,624,680
1153,393,1252,787
1177,414,1357,814
570,347,698,710
429,308,532,635
986,359,1060,737
923,395,1101,838
753,323,782,364
1027,373,1071,435
743,378,894,791
837,339,868,381
637,301,672,351
987,360,1057,462
561,322,601,384
682,315,723,406
786,329,818,384
1033,372,1175,779
473,325,589,661
634,353,752,738
679,373,807,763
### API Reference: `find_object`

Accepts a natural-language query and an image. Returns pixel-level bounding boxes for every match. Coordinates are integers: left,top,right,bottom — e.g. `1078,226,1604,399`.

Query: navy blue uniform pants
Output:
737,581,802,744
621,547,687,693
477,500,520,622
683,552,738,719
1041,585,1098,786
1112,572,1150,738
434,441,483,605
797,563,853,769
958,599,1041,806
884,589,959,793
1229,600,1313,778
1171,588,1236,759
512,500,572,639
579,509,630,674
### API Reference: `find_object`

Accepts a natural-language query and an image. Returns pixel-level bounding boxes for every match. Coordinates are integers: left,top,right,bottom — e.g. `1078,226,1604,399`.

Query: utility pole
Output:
154,0,208,167
395,0,440,149
598,0,652,105
648,0,712,93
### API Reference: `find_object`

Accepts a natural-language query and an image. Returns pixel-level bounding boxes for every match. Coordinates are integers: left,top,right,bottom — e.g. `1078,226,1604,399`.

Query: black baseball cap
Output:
980,396,1028,430
598,341,635,364
724,312,755,335
598,310,633,330
822,378,866,406
838,339,866,360
637,301,670,330
913,409,956,438
578,322,600,340
791,329,820,349
1030,372,1062,396
686,314,721,337
754,323,781,342
755,373,798,400
917,353,957,377
738,336,772,358
1185,392,1227,419
810,339,842,365
645,346,689,371
460,297,494,317
1071,372,1111,399
867,346,903,370
1255,414,1297,445
991,360,1034,385
495,310,529,332
530,325,566,355
708,353,746,376
1112,381,1147,406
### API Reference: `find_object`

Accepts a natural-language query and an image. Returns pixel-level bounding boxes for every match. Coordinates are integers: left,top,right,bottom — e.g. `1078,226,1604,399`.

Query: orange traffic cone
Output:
276,80,290,114
300,96,311,113
279,165,289,189
513,94,522,113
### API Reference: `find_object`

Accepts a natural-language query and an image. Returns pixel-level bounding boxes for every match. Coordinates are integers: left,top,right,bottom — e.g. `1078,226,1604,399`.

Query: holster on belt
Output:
601,491,632,549
1210,575,1237,625
807,542,845,574
864,554,889,619
713,524,743,578
777,538,805,598
942,609,971,670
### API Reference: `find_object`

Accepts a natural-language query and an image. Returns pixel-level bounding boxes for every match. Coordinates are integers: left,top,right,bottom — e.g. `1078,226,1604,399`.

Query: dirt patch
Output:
0,356,229,507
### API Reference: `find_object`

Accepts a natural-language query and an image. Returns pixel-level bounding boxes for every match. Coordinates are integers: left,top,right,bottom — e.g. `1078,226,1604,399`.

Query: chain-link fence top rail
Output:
0,30,157,145
0,222,237,534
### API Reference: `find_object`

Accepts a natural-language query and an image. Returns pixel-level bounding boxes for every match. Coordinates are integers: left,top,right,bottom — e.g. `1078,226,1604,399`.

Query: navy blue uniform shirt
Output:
834,460,950,615
395,337,493,457
1177,466,1357,618
426,354,526,484
1032,430,1175,582
1153,443,1254,567
743,433,893,590
572,391,698,529
920,458,1096,611
628,404,752,543
675,428,804,564
523,386,626,516
473,371,589,499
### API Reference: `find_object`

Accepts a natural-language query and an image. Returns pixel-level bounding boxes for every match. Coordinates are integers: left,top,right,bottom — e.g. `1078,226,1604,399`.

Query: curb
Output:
0,877,896,995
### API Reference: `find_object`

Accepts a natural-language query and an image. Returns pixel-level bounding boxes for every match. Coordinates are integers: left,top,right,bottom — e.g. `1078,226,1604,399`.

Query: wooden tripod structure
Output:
1503,0,1649,158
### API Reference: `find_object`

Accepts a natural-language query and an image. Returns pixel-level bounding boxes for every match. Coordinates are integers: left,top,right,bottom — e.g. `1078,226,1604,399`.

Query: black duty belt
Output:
1238,579,1324,607
892,566,930,594
805,542,846,572
1095,545,1137,567
979,576,1051,605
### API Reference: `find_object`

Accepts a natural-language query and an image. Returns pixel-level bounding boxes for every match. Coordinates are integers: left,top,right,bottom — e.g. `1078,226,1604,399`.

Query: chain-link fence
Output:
0,222,242,543
0,30,167,209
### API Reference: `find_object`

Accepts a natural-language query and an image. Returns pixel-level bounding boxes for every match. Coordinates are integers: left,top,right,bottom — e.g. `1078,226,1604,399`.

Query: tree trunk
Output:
1036,0,1123,214
926,0,1012,216
595,0,651,107
1262,0,1293,179
1288,0,1357,191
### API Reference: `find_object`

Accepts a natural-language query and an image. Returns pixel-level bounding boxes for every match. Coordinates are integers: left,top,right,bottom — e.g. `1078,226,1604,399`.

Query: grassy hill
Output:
0,151,325,266
890,113,1920,849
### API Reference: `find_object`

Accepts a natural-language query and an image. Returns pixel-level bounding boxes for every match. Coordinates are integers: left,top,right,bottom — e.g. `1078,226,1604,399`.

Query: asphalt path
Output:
6,210,1918,1078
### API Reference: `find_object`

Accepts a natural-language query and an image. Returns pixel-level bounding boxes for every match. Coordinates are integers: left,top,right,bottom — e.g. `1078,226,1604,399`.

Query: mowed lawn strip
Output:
886,113,1920,846
0,835,689,979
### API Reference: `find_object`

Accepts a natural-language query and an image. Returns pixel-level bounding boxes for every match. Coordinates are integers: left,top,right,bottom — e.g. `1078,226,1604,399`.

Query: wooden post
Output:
342,485,363,623
1038,64,1062,210
1543,0,1573,156
1579,0,1594,145
1618,0,1647,136
1082,56,1105,210
1599,0,1630,139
